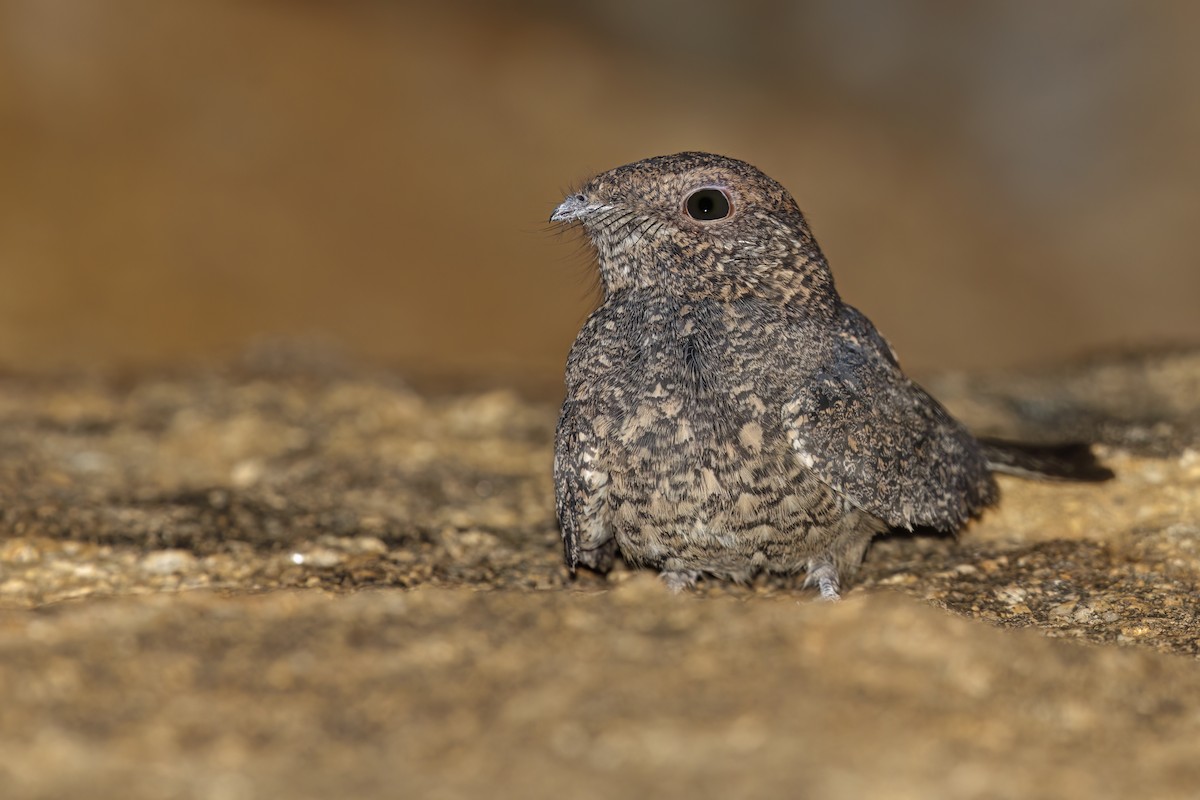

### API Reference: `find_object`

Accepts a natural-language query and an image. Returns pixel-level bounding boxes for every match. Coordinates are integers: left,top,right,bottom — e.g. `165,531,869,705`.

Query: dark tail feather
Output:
979,438,1115,482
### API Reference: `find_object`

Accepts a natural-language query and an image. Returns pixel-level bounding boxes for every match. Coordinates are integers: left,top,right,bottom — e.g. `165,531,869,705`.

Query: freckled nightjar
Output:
550,152,1110,599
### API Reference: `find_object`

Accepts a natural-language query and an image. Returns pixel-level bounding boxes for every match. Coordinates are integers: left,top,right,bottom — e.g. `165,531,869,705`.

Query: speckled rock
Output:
1,347,1199,799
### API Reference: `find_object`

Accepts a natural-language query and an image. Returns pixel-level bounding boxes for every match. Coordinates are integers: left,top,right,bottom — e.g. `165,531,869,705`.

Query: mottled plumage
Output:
551,152,1109,599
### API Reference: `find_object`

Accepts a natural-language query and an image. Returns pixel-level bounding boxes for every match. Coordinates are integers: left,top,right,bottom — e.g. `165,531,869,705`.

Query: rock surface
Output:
1,347,1199,799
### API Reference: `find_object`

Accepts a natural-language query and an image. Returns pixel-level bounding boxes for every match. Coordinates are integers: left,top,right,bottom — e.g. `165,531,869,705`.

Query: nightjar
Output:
551,152,1109,599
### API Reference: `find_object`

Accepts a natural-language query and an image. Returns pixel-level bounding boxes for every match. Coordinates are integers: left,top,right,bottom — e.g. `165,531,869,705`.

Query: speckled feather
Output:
550,152,1088,598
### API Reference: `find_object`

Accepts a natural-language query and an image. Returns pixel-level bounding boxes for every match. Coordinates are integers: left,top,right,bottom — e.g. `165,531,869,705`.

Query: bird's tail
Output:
979,438,1114,482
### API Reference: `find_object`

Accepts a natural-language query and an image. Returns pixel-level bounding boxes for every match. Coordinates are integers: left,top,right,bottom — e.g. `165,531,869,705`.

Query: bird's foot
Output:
660,569,700,593
803,561,841,602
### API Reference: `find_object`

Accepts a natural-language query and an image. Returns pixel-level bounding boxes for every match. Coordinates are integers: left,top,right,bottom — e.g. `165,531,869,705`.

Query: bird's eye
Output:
684,188,732,222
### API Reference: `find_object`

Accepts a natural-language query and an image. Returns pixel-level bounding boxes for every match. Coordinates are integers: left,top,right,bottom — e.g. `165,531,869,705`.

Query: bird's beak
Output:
550,194,595,223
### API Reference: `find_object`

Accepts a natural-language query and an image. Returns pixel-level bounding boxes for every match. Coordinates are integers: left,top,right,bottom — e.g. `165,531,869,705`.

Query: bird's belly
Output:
606,436,851,578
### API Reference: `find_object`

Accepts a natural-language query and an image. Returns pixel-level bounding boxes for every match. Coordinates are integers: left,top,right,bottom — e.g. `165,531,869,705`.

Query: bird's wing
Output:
783,306,996,531
554,400,614,570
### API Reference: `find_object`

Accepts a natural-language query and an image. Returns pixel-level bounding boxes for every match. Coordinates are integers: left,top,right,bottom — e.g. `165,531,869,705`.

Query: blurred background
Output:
2,0,1197,394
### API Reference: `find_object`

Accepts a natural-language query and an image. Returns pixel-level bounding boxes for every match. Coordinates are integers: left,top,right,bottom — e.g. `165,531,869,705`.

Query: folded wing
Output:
784,306,997,531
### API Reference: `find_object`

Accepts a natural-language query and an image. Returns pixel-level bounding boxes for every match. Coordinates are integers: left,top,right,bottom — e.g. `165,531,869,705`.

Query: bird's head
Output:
551,152,837,307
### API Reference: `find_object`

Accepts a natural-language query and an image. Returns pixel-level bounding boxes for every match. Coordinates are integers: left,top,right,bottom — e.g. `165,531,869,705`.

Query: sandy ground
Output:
1,346,1199,799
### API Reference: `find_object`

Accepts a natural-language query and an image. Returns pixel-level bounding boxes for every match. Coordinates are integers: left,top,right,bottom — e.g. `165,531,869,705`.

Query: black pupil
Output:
686,189,730,221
